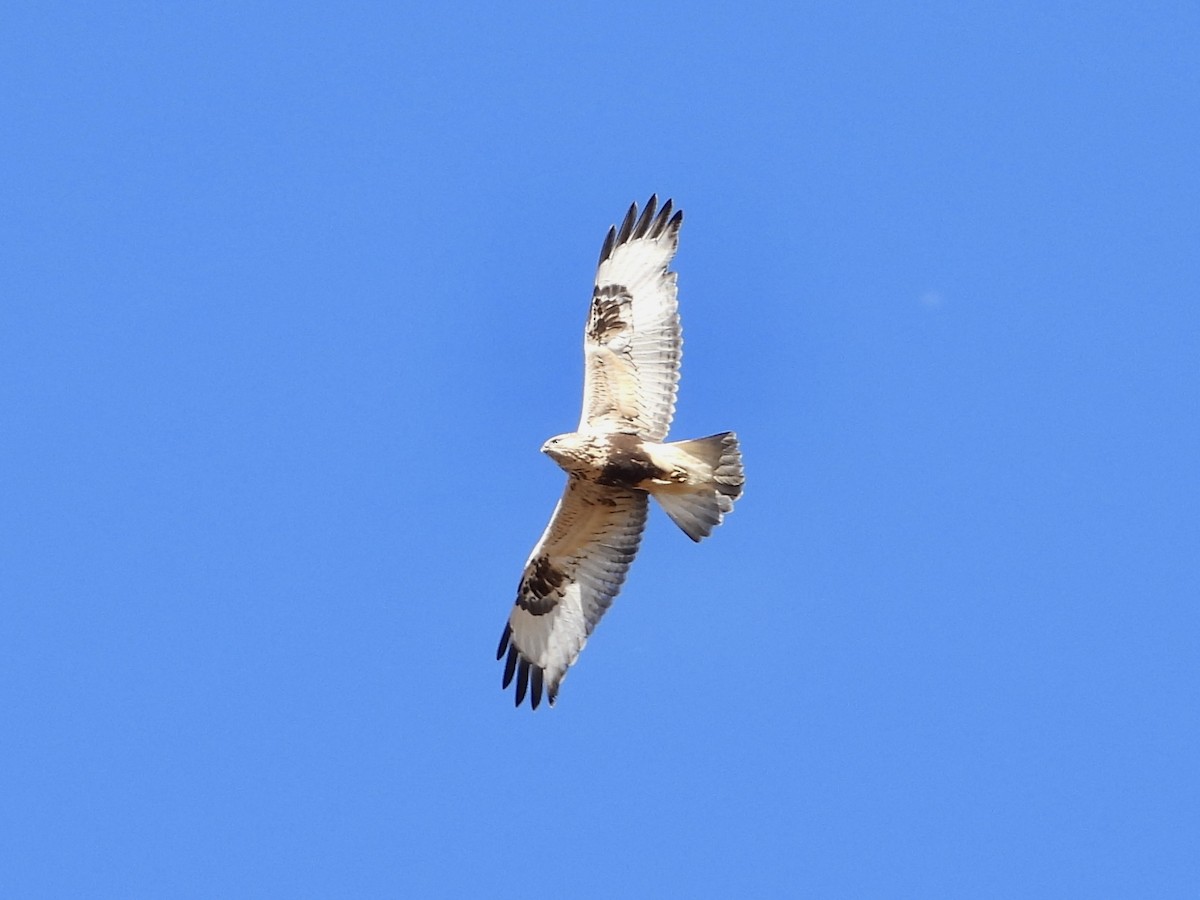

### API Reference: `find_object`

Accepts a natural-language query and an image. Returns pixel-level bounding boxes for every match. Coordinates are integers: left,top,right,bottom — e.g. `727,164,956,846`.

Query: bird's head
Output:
541,432,592,472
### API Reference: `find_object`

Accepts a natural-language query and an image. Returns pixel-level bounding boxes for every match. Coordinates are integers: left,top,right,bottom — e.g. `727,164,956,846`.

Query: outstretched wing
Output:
578,195,684,442
497,478,648,709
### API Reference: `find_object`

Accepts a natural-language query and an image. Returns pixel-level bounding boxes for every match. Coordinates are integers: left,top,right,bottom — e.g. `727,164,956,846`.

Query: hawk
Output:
496,196,744,709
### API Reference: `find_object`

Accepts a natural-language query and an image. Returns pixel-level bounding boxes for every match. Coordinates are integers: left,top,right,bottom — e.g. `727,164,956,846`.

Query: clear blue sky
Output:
3,3,1197,897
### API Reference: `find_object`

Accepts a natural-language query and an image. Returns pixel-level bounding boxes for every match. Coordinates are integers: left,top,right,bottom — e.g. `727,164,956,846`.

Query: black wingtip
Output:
530,666,544,710
600,196,681,264
514,658,530,707
631,195,658,240
497,624,549,710
598,225,617,266
502,643,519,689
653,198,674,236
615,201,637,245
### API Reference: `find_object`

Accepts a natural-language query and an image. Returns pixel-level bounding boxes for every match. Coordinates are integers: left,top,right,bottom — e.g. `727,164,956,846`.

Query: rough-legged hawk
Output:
497,196,744,709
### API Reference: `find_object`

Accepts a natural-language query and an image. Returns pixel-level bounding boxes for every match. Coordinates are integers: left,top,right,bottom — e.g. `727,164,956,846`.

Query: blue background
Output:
4,2,1197,896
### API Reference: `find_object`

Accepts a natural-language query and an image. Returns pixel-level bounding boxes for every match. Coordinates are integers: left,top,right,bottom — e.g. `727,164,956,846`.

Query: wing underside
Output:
578,196,684,441
498,478,648,708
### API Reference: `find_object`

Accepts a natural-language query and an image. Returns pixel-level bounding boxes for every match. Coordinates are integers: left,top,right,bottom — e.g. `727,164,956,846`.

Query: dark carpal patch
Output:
596,433,667,487
516,556,566,616
587,285,632,344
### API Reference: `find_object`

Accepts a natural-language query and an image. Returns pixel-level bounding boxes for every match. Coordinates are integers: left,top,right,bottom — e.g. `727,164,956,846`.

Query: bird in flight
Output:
497,196,744,709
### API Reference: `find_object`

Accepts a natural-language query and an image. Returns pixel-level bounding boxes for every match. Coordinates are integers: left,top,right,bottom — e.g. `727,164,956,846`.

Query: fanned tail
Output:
652,432,744,541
